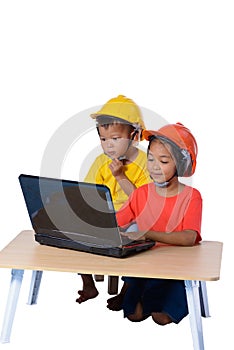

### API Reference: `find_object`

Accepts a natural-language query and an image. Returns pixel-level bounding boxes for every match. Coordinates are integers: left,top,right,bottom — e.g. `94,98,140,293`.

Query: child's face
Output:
98,123,133,159
147,139,177,184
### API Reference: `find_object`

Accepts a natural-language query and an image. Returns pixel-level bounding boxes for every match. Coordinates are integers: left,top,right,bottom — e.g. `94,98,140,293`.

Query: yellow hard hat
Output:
90,95,145,130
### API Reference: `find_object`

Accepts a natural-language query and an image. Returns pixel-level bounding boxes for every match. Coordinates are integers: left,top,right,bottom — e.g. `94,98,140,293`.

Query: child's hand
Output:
109,159,124,177
120,231,146,241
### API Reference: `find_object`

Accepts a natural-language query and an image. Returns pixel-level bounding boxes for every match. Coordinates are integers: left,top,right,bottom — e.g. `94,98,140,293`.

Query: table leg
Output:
94,274,104,282
184,280,204,350
199,281,210,318
0,269,24,343
108,276,119,295
27,270,43,305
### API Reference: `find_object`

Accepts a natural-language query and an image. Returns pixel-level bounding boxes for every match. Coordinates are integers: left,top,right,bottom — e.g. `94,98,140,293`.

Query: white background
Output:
0,1,233,349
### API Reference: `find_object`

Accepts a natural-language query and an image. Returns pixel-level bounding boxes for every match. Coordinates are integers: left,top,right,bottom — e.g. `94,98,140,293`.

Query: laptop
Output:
18,174,155,258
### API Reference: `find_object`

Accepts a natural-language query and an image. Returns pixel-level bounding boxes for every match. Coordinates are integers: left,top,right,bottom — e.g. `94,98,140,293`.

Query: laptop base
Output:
35,234,155,259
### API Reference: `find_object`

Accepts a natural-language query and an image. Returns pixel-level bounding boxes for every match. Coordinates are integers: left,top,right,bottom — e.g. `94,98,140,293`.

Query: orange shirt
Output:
116,183,202,243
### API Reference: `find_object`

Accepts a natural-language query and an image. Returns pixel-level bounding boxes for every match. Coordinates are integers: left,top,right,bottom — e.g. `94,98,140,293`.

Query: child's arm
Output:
122,229,198,247
109,159,136,196
145,229,197,246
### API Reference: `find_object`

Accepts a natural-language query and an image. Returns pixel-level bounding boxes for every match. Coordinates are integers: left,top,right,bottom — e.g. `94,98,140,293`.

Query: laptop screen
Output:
19,174,123,247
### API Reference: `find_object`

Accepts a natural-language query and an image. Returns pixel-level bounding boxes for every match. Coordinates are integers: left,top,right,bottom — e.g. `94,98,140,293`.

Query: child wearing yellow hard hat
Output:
77,95,152,304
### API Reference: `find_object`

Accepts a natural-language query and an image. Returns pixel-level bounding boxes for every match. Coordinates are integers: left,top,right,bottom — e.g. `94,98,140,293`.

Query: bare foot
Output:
107,293,124,311
76,285,99,304
107,281,129,311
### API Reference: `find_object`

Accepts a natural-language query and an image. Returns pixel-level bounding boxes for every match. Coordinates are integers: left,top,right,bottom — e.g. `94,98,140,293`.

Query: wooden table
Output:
0,230,223,349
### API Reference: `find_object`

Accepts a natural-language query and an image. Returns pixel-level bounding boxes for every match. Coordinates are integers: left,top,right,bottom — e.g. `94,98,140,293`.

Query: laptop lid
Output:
19,174,124,248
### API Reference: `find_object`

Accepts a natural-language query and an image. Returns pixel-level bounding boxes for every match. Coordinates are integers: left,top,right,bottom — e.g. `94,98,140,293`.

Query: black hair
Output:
96,115,138,139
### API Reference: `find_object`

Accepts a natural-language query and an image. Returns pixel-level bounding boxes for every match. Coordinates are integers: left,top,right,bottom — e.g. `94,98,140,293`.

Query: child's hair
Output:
96,115,136,138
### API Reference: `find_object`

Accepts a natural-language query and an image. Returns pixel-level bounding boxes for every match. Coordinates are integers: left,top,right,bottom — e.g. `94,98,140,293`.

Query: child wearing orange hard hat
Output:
107,123,202,326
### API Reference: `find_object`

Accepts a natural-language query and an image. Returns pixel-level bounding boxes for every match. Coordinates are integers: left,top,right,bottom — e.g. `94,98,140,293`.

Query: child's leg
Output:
121,277,149,322
76,274,99,303
143,279,187,325
156,279,188,324
151,312,172,325
126,301,145,322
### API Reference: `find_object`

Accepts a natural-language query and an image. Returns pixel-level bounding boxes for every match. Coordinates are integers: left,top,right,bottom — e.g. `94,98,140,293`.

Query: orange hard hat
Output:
143,123,198,176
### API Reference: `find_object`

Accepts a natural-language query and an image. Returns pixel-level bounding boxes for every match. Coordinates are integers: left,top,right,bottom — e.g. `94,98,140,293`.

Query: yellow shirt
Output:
84,149,152,211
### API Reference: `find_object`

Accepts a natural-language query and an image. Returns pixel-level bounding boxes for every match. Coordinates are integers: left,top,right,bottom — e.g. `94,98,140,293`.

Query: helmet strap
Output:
117,129,139,161
153,171,177,188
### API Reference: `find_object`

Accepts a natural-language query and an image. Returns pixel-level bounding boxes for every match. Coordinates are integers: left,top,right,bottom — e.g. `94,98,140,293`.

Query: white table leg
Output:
184,280,204,350
0,269,24,343
27,270,43,305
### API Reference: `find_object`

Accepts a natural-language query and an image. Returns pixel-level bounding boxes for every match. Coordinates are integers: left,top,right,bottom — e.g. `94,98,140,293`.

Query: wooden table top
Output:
0,230,223,281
